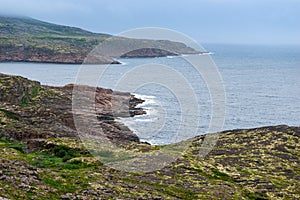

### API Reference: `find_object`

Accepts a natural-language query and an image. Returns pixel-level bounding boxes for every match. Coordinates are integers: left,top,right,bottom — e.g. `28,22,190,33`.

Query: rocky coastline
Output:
0,73,299,199
0,73,146,146
0,47,122,64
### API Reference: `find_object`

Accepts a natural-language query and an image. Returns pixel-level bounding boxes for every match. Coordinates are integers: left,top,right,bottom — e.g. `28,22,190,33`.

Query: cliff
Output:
0,73,299,199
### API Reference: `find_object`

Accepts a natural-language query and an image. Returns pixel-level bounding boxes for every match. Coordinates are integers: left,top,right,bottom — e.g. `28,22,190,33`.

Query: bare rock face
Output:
0,45,122,64
0,73,145,147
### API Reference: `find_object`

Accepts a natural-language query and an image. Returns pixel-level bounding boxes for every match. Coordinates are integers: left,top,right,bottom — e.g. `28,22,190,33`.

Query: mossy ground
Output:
1,125,300,199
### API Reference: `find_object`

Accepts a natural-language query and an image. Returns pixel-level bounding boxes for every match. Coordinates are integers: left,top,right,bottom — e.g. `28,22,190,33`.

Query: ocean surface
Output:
0,44,299,144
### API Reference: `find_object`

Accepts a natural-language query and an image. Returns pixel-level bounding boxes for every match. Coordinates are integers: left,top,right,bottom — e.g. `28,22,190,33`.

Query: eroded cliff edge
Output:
0,73,145,146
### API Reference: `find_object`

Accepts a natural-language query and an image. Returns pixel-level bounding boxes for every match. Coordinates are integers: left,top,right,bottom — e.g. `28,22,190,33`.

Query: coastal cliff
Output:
0,73,299,199
0,16,198,64
0,73,145,145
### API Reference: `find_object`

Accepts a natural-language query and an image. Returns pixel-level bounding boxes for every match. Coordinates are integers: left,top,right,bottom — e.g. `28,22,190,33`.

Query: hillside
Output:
0,73,299,199
0,16,198,64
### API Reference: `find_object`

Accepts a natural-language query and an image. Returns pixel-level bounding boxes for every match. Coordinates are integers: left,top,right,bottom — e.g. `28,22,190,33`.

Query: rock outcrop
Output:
0,73,145,146
0,45,121,64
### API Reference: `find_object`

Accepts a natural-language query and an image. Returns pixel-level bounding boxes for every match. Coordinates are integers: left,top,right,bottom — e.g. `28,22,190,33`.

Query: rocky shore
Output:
0,45,121,64
0,73,145,145
0,73,299,199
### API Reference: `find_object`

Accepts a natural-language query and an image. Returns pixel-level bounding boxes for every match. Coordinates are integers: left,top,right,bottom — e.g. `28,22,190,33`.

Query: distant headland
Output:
0,16,199,64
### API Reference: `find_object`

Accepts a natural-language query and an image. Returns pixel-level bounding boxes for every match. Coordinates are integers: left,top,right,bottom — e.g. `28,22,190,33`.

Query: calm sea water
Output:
0,44,299,144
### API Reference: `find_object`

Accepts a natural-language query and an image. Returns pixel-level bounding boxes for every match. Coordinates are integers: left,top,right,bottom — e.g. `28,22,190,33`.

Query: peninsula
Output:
0,16,198,64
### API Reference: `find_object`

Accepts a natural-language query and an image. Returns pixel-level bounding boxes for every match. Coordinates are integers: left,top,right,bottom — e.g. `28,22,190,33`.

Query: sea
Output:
0,44,299,145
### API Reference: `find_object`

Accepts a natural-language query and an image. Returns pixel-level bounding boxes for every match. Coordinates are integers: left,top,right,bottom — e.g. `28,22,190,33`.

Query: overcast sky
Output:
0,0,299,45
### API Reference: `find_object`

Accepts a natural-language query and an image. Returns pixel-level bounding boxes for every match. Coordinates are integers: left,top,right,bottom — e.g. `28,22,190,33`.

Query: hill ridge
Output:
0,16,198,64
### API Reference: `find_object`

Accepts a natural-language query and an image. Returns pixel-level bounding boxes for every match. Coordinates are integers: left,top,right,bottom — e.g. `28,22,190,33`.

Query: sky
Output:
0,0,299,45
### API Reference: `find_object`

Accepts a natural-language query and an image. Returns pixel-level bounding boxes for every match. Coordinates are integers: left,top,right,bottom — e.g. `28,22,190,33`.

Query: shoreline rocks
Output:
0,73,145,147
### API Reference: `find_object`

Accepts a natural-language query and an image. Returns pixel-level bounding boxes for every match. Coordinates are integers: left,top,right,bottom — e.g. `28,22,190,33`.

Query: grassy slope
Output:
0,73,299,199
0,16,197,64
0,16,108,63
0,125,299,199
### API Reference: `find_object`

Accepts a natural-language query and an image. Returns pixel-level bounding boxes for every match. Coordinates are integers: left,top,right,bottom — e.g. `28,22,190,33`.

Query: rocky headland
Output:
0,73,299,199
0,16,199,64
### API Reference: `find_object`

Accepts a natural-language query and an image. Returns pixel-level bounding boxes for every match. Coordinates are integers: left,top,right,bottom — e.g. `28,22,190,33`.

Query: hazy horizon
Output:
0,0,299,45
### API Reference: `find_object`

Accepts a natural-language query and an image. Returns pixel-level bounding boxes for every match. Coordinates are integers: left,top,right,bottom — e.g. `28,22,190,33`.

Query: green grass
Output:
271,179,284,188
0,108,19,120
0,137,92,170
237,168,252,175
42,176,78,194
28,147,94,170
121,177,197,199
89,148,134,163
19,85,43,106
7,143,24,153
211,169,235,183
52,145,80,162
0,138,25,153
